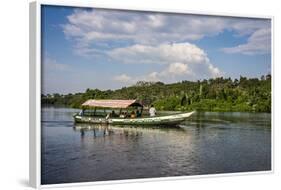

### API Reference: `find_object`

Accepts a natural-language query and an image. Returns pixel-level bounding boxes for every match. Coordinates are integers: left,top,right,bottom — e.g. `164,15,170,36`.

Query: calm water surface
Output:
41,107,271,185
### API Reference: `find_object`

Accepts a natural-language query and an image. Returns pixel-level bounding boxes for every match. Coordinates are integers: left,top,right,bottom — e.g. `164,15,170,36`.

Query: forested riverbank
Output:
42,75,271,112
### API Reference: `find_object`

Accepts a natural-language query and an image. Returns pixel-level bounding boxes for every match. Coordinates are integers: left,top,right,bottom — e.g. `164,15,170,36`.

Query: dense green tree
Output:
41,75,271,113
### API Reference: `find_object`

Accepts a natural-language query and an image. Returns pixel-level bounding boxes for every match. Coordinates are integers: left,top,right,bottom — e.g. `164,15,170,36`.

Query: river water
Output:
41,107,271,185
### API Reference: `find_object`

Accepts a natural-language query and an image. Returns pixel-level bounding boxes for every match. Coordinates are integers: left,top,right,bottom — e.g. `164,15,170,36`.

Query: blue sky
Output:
41,5,271,94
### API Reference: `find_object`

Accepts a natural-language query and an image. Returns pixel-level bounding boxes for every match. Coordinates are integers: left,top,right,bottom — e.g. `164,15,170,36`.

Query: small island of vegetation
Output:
42,75,271,113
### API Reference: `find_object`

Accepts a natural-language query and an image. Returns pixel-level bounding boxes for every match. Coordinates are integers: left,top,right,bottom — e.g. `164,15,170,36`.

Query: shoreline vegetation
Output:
42,75,271,113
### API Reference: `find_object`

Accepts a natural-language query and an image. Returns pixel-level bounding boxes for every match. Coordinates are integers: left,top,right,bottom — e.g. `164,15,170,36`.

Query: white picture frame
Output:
29,1,274,188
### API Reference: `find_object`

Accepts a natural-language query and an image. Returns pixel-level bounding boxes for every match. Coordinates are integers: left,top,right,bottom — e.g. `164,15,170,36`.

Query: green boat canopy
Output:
82,99,143,109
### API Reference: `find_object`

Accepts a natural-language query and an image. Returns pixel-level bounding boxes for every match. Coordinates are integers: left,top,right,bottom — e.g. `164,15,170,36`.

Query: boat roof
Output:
82,99,143,108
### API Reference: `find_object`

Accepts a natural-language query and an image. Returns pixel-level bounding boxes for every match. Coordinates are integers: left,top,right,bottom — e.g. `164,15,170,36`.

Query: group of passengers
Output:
111,110,142,119
109,105,156,119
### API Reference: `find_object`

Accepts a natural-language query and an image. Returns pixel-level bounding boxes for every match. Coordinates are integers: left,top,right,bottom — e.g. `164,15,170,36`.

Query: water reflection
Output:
74,124,111,138
73,123,186,140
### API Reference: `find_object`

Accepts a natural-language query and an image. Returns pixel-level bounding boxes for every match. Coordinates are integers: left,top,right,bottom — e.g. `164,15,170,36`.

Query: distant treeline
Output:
42,75,271,112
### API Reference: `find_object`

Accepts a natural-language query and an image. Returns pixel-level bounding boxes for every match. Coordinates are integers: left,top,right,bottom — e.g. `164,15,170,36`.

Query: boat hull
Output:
74,111,195,126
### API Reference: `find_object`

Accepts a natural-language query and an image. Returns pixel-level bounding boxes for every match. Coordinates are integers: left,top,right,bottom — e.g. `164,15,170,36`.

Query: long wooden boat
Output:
73,99,195,126
74,111,195,125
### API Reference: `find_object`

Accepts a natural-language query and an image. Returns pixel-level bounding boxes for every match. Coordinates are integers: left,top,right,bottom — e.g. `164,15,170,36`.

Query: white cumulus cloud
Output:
62,8,271,56
108,43,209,65
63,9,226,48
166,62,190,75
111,43,222,84
222,28,271,55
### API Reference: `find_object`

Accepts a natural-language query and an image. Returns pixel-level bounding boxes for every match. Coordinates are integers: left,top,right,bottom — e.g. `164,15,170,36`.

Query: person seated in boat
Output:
149,105,156,117
125,111,129,118
130,111,136,118
136,110,141,117
119,112,125,118
111,110,117,118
